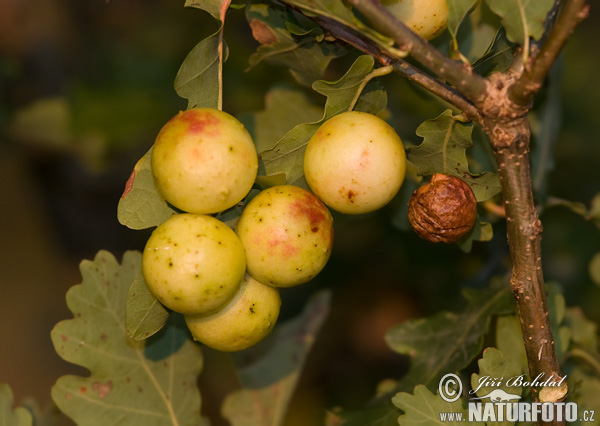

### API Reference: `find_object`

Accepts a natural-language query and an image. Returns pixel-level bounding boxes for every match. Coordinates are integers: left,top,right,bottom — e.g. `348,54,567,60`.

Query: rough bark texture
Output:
480,73,564,425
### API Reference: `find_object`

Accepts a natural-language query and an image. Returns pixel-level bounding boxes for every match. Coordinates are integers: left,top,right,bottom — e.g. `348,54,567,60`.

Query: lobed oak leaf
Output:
51,251,203,426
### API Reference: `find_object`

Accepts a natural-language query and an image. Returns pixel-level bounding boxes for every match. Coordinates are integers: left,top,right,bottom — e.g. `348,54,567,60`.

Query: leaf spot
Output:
92,380,113,399
249,19,277,45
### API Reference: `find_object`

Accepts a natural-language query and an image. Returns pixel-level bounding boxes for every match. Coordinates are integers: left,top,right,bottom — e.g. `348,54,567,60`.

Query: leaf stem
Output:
308,14,483,122
217,0,232,111
518,0,531,65
136,347,181,426
564,348,600,374
442,117,458,174
348,64,393,111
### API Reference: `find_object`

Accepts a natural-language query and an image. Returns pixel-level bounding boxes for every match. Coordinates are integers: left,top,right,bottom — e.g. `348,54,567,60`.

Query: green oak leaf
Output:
222,291,331,426
51,251,203,426
174,25,226,110
472,27,515,76
0,383,33,426
390,168,420,232
454,217,494,253
285,8,324,39
470,348,524,426
325,405,400,426
281,0,393,50
393,385,482,426
495,315,528,377
471,348,523,403
458,20,498,65
386,284,514,390
408,110,501,202
216,188,261,228
282,0,357,23
566,366,600,417
588,252,600,286
310,56,387,117
589,193,600,226
258,55,388,186
246,2,345,87
8,97,71,150
238,86,322,154
126,273,169,341
447,0,479,46
546,193,600,228
563,307,599,354
18,398,61,426
484,0,555,45
546,197,588,217
117,148,177,230
184,0,230,21
546,282,570,359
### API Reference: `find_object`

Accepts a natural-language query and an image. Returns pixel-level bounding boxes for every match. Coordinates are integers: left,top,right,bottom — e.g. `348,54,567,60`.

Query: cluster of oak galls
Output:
139,0,463,352
141,104,476,352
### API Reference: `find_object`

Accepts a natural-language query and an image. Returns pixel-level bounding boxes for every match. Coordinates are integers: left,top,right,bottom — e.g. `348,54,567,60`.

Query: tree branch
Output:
344,0,488,104
481,71,566,425
509,0,590,107
310,15,483,122
491,121,562,383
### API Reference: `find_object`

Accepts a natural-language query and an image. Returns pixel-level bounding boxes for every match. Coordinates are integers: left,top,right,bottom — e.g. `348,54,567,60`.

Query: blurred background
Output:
1,1,599,424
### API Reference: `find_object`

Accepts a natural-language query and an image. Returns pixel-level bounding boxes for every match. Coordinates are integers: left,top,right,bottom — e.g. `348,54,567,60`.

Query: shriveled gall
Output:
408,173,477,243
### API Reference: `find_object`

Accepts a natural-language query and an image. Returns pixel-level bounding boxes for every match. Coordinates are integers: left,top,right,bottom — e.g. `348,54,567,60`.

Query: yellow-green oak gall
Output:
380,0,449,40
185,274,281,352
303,111,406,215
151,108,258,214
142,213,246,315
236,185,334,287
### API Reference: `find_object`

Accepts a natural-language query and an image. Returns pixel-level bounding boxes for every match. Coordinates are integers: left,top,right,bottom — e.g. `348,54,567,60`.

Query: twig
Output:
344,0,487,104
509,0,590,107
310,14,483,122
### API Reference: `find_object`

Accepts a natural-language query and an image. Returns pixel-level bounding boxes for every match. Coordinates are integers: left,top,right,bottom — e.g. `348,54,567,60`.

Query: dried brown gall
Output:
408,173,477,244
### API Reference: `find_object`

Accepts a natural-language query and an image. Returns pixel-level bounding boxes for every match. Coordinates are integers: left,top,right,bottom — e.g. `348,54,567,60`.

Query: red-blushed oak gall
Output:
235,185,334,287
151,108,258,214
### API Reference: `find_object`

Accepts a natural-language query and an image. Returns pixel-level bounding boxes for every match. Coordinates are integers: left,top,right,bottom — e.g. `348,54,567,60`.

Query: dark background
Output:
1,1,598,424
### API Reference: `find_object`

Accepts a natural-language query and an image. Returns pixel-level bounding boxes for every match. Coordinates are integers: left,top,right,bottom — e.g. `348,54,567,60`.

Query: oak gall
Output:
408,173,477,243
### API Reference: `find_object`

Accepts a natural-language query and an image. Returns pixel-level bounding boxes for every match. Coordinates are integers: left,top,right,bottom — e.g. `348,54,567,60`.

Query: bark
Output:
481,71,563,398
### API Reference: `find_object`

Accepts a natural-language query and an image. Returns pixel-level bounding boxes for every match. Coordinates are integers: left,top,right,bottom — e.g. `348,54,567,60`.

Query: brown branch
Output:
506,0,563,76
509,0,590,107
310,14,483,122
482,72,565,425
344,0,488,104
